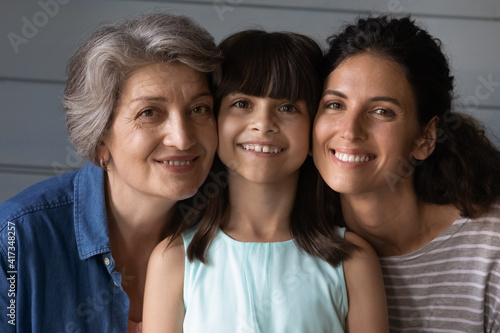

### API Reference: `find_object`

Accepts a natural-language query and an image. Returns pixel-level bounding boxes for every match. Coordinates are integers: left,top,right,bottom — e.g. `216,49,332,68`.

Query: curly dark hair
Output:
321,15,500,218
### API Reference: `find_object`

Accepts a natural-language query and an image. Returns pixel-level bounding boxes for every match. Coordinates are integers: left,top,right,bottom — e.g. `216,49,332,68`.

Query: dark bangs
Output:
216,30,322,118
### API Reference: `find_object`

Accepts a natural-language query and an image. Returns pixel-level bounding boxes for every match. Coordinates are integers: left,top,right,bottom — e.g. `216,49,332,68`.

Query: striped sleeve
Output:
379,204,500,333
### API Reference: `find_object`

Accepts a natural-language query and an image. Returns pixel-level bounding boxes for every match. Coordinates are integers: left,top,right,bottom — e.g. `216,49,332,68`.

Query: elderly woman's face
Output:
103,62,217,202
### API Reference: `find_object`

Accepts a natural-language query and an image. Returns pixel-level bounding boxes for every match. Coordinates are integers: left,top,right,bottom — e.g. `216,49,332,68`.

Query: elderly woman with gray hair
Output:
0,12,220,332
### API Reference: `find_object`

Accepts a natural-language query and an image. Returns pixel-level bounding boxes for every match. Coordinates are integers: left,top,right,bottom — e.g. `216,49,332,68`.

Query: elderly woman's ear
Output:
97,141,111,170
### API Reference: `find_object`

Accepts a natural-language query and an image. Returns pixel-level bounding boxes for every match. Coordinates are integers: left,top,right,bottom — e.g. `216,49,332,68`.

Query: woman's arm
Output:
142,236,185,333
343,231,389,333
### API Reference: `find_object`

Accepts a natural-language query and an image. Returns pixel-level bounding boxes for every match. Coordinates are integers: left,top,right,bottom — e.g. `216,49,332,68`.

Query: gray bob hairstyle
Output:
63,12,222,165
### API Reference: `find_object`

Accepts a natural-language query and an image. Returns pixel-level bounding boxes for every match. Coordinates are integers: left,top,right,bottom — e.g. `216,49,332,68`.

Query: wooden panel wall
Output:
1,0,499,202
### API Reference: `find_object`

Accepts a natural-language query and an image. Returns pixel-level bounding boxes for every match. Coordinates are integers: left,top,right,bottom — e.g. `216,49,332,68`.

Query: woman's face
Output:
217,93,310,185
313,53,421,196
102,62,217,202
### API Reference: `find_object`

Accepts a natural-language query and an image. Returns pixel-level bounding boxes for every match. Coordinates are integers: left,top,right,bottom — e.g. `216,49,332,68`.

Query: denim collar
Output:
74,163,112,260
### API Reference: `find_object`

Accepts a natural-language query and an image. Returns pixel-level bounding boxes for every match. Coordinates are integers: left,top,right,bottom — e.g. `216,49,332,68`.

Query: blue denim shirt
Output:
0,164,129,332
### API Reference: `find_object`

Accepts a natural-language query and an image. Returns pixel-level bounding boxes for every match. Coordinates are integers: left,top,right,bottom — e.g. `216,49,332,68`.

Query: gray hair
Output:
63,12,222,165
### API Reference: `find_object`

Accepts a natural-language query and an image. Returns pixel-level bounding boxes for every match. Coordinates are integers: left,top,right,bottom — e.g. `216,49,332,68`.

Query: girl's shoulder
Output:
342,230,382,287
342,231,389,332
343,231,376,260
143,236,185,331
148,235,185,274
342,230,383,299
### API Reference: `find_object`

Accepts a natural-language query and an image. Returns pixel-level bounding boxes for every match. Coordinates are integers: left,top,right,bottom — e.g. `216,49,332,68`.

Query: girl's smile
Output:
238,143,284,154
218,93,309,184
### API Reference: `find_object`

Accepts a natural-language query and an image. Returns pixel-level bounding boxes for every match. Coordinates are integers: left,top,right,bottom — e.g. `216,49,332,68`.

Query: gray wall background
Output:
1,0,499,203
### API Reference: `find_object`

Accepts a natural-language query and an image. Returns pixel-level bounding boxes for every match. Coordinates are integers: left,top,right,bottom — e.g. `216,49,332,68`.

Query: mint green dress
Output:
182,227,348,333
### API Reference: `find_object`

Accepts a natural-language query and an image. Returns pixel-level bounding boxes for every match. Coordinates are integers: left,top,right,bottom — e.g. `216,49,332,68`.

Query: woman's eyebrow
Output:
322,89,346,99
370,96,402,107
322,90,402,107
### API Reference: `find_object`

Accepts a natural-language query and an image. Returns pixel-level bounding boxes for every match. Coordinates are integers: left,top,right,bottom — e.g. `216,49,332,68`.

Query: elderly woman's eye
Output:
138,108,157,118
191,105,211,115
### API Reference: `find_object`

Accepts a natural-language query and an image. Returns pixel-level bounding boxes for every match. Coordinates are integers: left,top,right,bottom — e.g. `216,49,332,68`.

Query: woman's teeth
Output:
335,152,373,163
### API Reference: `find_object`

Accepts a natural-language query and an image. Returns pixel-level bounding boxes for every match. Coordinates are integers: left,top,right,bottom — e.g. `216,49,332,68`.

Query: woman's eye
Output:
232,100,249,108
325,102,344,110
279,104,298,113
373,108,396,118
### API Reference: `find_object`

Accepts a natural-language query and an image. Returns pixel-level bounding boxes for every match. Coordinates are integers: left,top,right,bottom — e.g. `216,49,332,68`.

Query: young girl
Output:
313,16,500,331
143,30,388,333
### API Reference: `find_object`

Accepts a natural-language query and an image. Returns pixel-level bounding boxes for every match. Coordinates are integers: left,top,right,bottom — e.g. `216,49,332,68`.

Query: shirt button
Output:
104,257,111,266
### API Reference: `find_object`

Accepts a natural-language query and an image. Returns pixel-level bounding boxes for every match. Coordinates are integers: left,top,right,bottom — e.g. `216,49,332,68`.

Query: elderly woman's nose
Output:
163,113,196,150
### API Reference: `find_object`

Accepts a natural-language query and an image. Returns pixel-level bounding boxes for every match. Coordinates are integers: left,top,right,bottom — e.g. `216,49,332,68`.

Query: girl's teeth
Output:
335,152,372,163
242,144,281,154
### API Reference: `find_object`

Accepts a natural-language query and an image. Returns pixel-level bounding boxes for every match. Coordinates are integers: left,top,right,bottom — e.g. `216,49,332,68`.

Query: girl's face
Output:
313,53,422,196
102,62,217,202
217,93,310,185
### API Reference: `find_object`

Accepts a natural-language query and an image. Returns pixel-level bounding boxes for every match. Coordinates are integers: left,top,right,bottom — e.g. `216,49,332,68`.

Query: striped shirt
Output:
379,203,500,332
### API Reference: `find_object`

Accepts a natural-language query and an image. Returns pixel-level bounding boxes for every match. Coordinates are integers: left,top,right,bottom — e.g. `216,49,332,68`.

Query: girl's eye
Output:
373,108,396,118
279,104,298,113
191,105,212,115
232,100,250,108
325,102,343,110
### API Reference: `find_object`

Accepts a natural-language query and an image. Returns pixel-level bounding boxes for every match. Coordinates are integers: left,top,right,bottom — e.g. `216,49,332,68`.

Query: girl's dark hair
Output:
215,30,321,119
321,15,500,218
172,29,356,266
